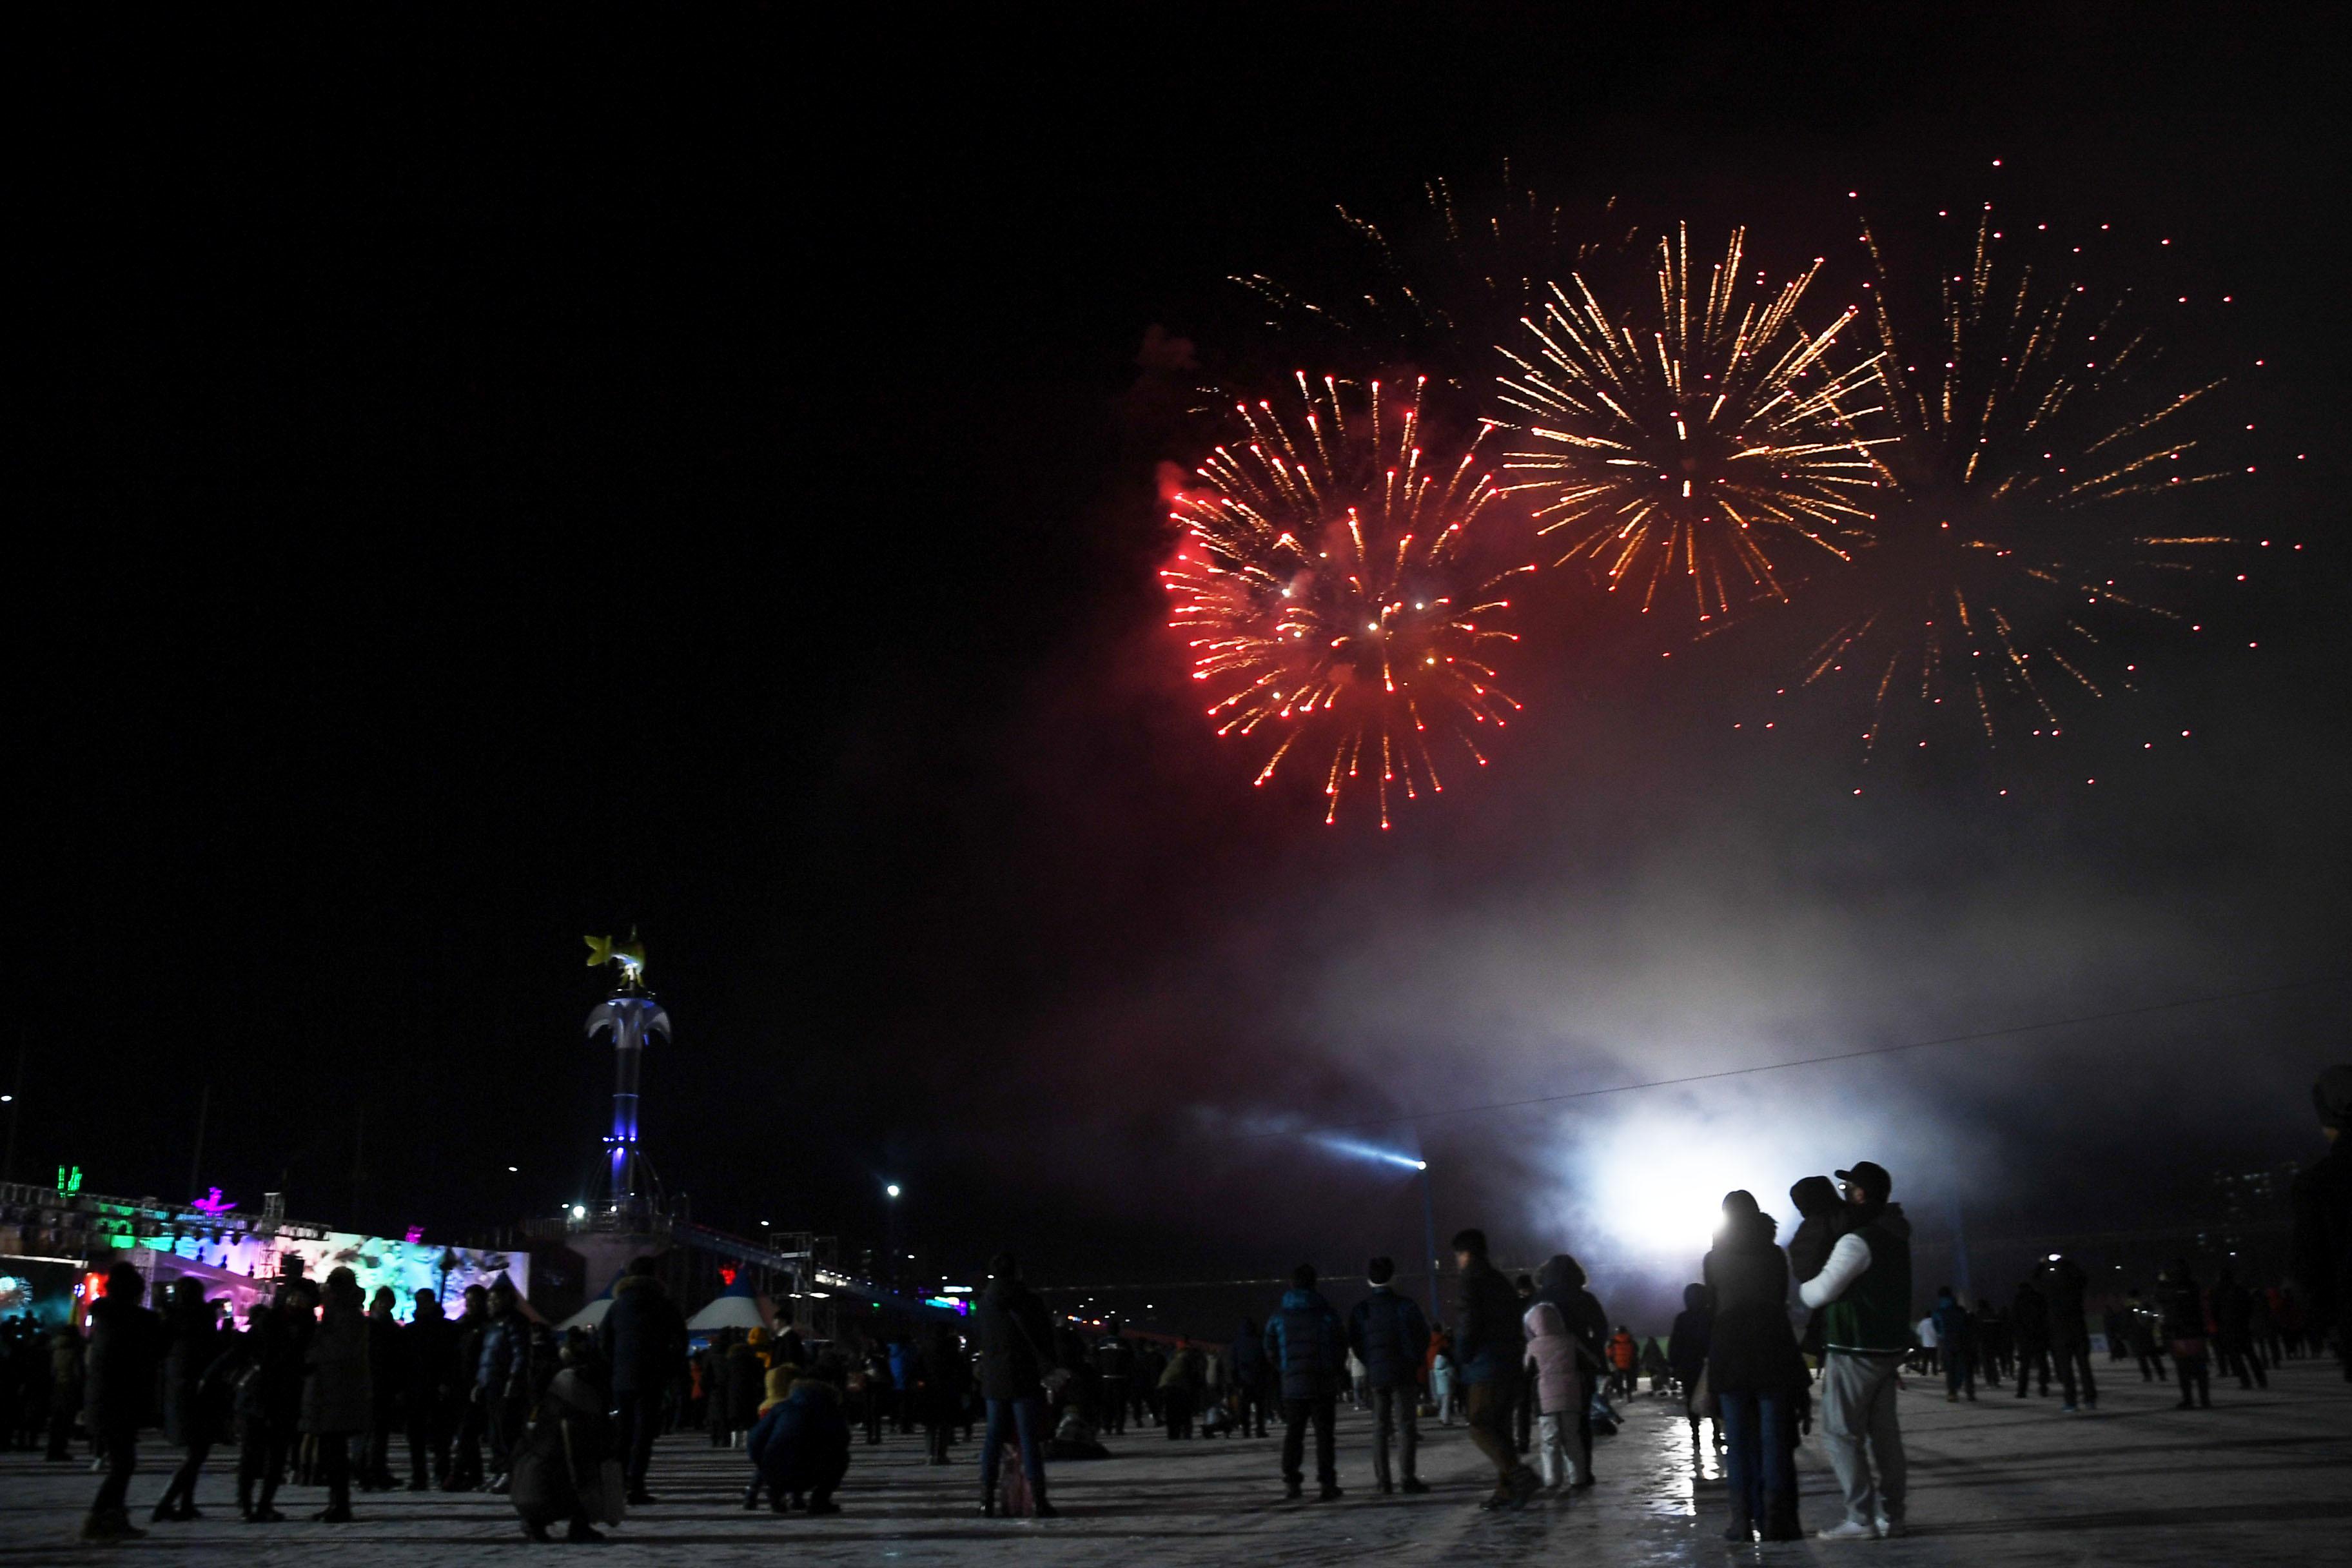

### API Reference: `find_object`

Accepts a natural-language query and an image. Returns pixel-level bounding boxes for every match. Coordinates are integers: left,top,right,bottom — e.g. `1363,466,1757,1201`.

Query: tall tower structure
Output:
571,930,671,1295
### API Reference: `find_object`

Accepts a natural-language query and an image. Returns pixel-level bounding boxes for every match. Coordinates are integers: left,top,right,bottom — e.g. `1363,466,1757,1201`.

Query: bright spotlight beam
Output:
1312,1134,1426,1171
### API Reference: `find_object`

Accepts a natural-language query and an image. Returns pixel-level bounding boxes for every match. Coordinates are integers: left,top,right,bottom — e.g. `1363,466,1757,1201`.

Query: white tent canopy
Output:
685,1288,772,1335
558,1296,613,1333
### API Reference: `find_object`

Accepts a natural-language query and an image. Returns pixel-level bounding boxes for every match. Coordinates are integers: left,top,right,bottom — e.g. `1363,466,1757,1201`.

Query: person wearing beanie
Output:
1798,1161,1914,1541
2291,1065,2352,1383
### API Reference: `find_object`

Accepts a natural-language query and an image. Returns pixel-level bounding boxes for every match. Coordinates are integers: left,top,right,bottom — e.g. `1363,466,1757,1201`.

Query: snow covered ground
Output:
3,1358,2345,1564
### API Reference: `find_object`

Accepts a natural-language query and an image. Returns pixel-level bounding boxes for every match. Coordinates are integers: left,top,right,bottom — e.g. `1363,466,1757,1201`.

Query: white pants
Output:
1533,1410,1579,1488
1819,1352,1906,1527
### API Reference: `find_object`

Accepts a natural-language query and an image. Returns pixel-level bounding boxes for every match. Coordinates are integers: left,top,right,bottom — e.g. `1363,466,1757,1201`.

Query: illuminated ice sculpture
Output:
584,930,669,1212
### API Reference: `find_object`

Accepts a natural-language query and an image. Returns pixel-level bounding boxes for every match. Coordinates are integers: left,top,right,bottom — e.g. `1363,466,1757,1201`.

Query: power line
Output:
1229,974,2349,1146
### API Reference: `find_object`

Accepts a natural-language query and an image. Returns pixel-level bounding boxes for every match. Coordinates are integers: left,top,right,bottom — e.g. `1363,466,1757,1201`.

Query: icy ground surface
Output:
3,1359,2346,1564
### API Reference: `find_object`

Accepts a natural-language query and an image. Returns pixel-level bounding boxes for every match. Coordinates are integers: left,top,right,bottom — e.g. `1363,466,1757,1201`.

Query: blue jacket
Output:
1262,1289,1346,1401
747,1380,851,1494
1930,1291,1972,1349
887,1342,917,1391
1347,1288,1430,1389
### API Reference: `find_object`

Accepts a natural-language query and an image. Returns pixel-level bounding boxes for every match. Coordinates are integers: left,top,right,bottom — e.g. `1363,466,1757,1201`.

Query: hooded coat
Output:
1522,1302,1581,1415
1786,1177,1844,1285
1264,1287,1347,1400
1703,1213,1806,1393
974,1276,1055,1402
1229,1320,1266,1387
1533,1255,1609,1373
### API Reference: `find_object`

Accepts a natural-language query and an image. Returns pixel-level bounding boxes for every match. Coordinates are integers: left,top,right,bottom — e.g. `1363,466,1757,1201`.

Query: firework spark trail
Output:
1162,374,1534,828
1495,225,1890,624
1225,169,1637,394
1800,197,2250,758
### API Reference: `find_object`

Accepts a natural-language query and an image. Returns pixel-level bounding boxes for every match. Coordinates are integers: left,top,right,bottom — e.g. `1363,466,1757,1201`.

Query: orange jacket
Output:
1607,1331,1636,1369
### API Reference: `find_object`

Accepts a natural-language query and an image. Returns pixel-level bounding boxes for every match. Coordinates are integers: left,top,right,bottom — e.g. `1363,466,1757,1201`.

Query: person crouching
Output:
748,1370,850,1516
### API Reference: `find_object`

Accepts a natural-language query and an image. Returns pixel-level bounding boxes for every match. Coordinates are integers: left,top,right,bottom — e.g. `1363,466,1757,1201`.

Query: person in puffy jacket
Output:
1532,1255,1606,1487
1605,1328,1638,1400
748,1373,850,1514
1347,1257,1430,1494
1522,1302,1585,1491
2159,1261,2211,1409
1264,1264,1346,1501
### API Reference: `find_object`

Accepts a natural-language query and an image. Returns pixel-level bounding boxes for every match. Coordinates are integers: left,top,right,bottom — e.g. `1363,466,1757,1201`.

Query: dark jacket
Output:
159,1300,222,1447
405,1306,458,1406
368,1308,405,1414
974,1277,1055,1402
237,1310,306,1426
1346,1286,1431,1390
1230,1320,1267,1386
598,1274,688,1396
748,1378,851,1494
510,1365,612,1529
83,1293,159,1435
1701,1215,1805,1395
1533,1255,1607,1379
2290,1140,2351,1339
1454,1256,1525,1386
2010,1281,2050,1348
724,1342,765,1431
1786,1178,1844,1286
916,1329,971,1423
2158,1272,2207,1346
1264,1287,1347,1400
302,1300,373,1435
1667,1284,1712,1384
2034,1257,2090,1349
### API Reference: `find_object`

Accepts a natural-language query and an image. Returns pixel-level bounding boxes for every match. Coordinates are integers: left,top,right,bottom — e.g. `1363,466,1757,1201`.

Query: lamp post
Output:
1417,1159,1440,1322
883,1182,902,1294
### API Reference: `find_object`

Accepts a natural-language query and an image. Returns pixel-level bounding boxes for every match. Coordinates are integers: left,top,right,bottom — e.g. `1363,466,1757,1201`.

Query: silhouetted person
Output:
2290,1064,2352,1383
2035,1254,2097,1411
1706,1191,1808,1543
2010,1279,2052,1397
81,1262,159,1542
2159,1261,2211,1409
2211,1268,2268,1391
302,1266,371,1522
1266,1264,1346,1500
598,1256,687,1505
403,1289,457,1489
1453,1229,1539,1510
1348,1257,1430,1496
974,1252,1055,1518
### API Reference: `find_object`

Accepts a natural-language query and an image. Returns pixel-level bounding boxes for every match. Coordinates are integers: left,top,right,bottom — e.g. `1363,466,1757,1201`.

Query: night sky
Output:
22,6,2349,1327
